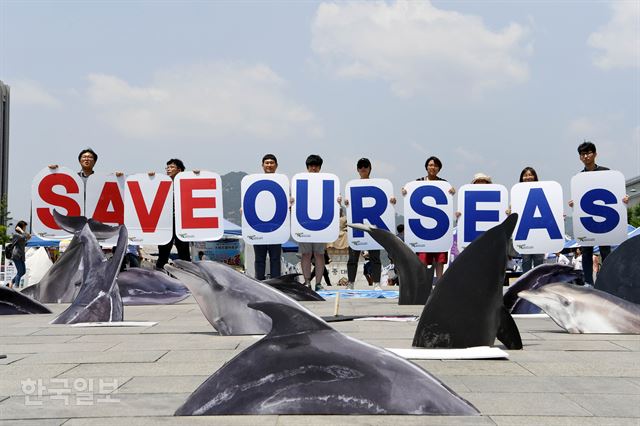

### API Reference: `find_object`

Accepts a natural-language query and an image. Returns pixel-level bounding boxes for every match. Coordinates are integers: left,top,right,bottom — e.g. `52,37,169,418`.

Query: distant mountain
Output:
222,171,247,225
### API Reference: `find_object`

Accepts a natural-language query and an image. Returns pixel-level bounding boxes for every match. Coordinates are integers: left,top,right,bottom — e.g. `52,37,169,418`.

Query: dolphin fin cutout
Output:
248,301,333,337
413,214,522,349
496,306,523,349
348,223,432,305
595,235,640,304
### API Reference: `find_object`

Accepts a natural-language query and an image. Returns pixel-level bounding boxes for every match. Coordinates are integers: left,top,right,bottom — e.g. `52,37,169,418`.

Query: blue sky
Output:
1,0,638,222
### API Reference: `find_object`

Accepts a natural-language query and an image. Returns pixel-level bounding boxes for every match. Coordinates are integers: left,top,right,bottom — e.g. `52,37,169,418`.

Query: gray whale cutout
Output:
519,282,640,334
263,274,325,301
175,301,479,416
118,268,190,305
50,223,126,324
413,214,523,349
504,264,584,314
165,260,323,335
0,286,52,315
29,210,122,303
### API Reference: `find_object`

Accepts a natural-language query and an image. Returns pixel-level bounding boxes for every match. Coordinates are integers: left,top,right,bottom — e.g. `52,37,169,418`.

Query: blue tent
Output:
222,219,241,236
27,235,60,247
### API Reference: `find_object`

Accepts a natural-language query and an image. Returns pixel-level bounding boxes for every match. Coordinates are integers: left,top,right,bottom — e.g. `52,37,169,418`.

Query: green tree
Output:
0,195,12,245
629,203,640,228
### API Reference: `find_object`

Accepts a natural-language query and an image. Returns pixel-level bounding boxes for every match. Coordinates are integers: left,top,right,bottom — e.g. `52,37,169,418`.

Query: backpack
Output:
4,241,14,260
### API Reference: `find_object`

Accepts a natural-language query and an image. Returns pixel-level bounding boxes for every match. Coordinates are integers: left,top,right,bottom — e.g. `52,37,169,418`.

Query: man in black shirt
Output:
569,141,628,285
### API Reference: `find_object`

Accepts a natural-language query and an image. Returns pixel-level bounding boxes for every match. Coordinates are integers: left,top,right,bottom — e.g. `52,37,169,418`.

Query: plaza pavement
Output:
0,287,639,425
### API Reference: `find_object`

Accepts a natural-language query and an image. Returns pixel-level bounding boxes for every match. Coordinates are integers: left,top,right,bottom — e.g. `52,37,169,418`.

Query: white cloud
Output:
588,1,640,70
10,80,61,108
311,0,532,98
86,63,322,140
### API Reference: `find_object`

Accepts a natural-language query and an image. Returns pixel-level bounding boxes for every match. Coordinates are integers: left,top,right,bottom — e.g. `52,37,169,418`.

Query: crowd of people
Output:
4,141,629,289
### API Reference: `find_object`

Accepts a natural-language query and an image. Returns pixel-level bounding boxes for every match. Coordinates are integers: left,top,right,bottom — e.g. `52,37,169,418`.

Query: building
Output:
626,175,640,209
0,80,9,220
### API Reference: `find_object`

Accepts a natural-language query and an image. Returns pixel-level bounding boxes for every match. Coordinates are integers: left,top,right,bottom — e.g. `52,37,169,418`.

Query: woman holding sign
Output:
8,221,31,288
402,156,455,280
518,167,545,273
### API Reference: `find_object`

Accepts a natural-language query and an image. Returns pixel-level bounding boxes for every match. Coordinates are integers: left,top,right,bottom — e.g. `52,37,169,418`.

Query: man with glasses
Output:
253,154,282,280
568,141,628,286
344,158,396,290
155,158,192,269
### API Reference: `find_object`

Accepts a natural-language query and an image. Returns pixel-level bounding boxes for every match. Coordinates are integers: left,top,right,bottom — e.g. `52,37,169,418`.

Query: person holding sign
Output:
344,158,396,290
253,154,283,280
155,158,192,269
517,167,545,272
48,148,99,210
568,141,628,286
402,156,456,280
293,155,340,291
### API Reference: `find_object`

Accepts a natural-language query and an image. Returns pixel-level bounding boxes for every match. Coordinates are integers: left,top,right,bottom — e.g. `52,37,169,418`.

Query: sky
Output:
1,0,639,223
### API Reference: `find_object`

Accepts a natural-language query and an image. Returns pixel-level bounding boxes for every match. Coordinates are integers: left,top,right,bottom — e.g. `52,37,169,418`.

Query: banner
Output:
346,178,395,250
31,167,84,239
571,170,628,247
124,173,174,245
174,171,224,242
511,181,565,254
457,184,508,250
403,180,454,253
241,173,290,245
290,173,340,243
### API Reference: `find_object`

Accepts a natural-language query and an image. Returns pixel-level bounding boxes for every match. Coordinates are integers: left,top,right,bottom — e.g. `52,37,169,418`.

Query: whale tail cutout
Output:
53,209,121,240
248,301,333,337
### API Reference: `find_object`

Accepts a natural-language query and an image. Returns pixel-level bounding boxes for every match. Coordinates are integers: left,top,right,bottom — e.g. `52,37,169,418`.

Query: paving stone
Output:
412,360,534,376
0,327,45,336
1,342,117,355
531,332,640,341
565,393,640,417
31,327,150,336
0,364,77,380
156,349,238,363
507,350,579,362
0,296,637,423
59,362,225,378
570,351,640,362
518,361,640,377
0,354,27,365
0,420,66,426
116,376,208,394
0,377,130,396
460,392,590,416
491,416,636,425
12,350,167,365
0,335,79,344
63,416,278,425
107,338,240,351
460,376,564,393
611,340,640,351
460,376,640,394
276,415,495,425
520,340,626,351
0,393,189,419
